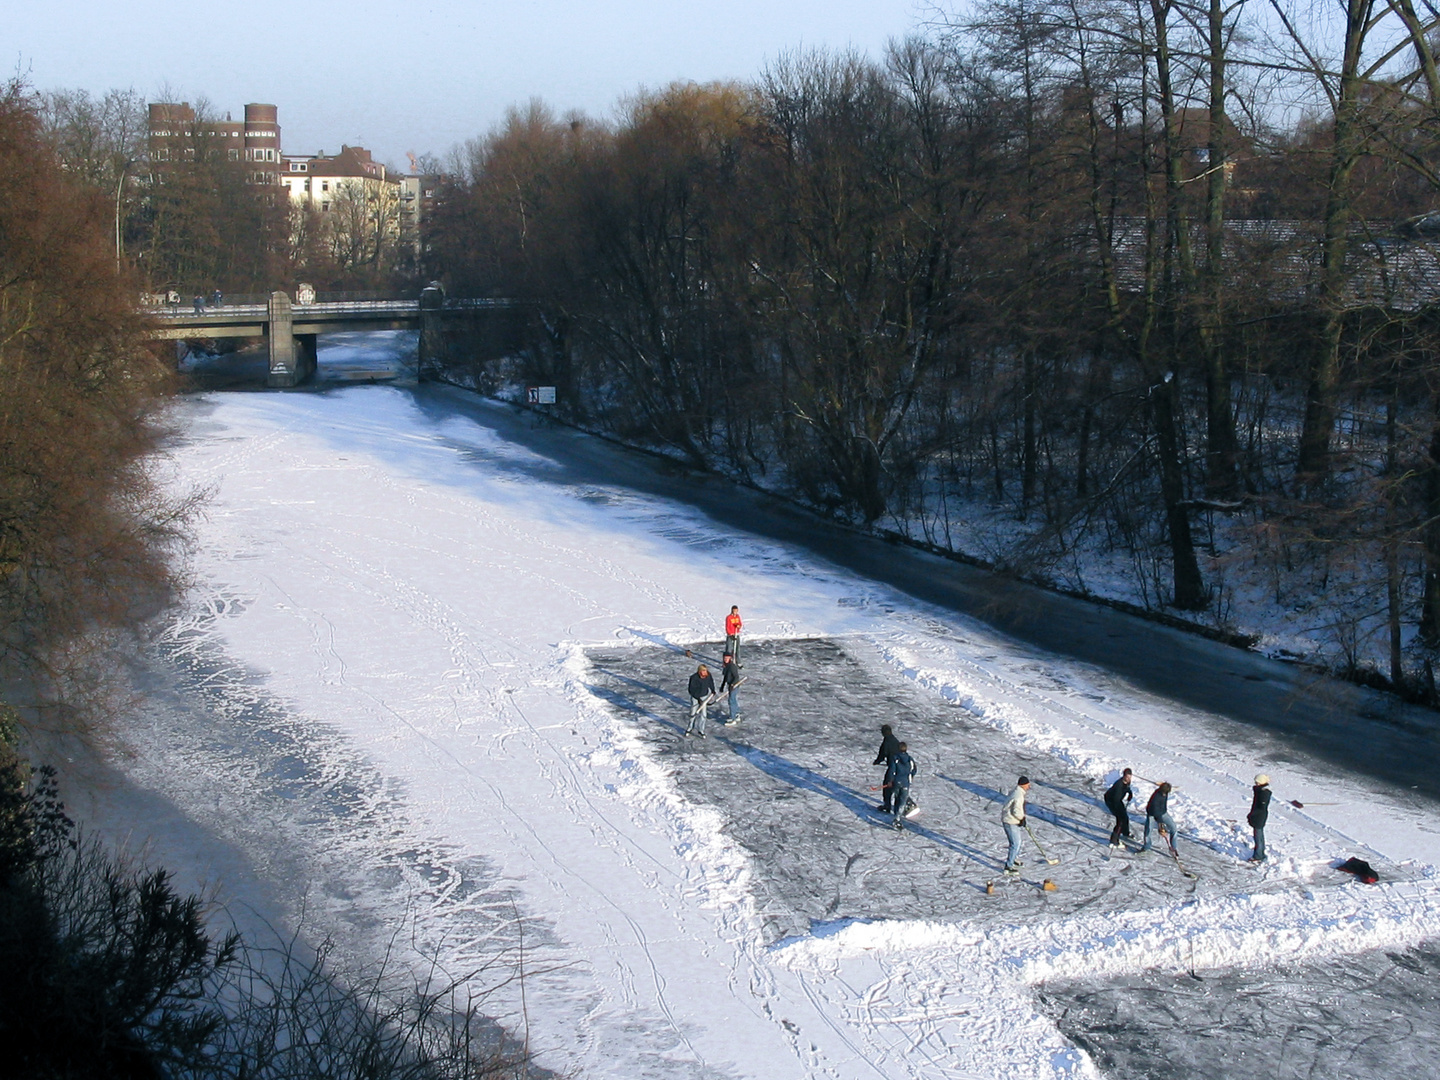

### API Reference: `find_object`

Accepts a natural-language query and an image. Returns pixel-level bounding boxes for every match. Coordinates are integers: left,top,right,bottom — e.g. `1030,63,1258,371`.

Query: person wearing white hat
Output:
1247,773,1272,862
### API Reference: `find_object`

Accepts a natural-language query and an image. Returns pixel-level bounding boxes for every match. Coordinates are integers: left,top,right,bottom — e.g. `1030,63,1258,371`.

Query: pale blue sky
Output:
15,0,934,168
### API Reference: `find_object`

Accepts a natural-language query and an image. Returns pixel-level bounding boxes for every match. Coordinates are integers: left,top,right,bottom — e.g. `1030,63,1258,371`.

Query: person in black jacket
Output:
1142,781,1178,855
686,664,716,737
1248,773,1273,862
1104,769,1135,850
720,653,742,723
873,724,902,813
885,743,917,831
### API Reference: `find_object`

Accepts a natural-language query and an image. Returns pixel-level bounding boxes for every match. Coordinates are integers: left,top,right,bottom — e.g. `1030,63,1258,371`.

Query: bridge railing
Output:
142,294,515,319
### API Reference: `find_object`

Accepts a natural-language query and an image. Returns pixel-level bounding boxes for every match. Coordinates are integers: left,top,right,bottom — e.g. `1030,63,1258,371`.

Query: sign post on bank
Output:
526,386,556,405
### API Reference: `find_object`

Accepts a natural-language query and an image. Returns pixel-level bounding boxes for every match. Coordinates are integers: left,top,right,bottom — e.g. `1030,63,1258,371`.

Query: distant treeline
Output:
424,2,1440,697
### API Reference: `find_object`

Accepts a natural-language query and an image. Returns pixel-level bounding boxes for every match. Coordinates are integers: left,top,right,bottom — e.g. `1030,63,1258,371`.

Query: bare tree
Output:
0,81,194,729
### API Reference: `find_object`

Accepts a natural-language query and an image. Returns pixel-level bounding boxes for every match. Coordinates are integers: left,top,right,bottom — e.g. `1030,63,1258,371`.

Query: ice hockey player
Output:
725,606,743,662
873,724,902,813
720,652,742,723
1105,768,1136,850
885,742,917,831
1142,781,1178,855
1002,776,1031,873
1248,773,1272,862
686,664,716,737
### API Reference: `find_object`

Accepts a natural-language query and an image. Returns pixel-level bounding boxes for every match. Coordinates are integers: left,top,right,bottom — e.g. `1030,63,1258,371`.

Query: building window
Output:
228,148,238,160
321,201,329,211
322,180,329,192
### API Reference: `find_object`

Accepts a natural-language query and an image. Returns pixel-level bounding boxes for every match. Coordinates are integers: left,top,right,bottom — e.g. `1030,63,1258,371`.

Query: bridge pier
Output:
295,334,318,383
417,282,445,381
267,291,297,388
265,293,319,388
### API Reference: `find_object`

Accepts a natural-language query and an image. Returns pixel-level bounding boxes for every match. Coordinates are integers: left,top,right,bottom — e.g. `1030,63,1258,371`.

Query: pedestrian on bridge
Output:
192,293,204,314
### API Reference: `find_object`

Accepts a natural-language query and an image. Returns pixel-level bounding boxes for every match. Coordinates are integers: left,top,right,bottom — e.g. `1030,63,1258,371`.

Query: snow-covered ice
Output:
66,358,1440,1080
1040,943,1440,1078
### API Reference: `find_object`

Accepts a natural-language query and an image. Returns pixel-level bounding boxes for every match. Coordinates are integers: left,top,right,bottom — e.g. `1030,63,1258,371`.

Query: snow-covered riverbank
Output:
70,353,1440,1078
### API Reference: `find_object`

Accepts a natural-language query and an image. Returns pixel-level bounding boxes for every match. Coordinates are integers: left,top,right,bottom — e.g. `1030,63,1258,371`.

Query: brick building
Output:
147,102,282,185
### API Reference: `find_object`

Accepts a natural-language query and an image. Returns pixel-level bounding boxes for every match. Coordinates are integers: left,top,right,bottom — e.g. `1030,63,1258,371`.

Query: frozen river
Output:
66,333,1440,1079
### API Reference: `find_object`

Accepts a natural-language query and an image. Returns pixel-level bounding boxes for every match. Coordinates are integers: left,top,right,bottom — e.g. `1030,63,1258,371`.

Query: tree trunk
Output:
1385,395,1404,688
1295,0,1372,483
1022,349,1037,515
1148,0,1208,610
1201,0,1240,497
1418,396,1440,646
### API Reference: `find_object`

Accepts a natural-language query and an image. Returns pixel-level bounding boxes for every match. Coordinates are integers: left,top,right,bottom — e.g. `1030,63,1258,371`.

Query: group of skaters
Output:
683,607,745,738
680,610,1279,870
874,723,1276,872
1095,768,1273,867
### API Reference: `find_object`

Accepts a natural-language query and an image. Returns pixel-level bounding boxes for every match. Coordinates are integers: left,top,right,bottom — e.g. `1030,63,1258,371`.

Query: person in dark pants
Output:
1104,768,1135,850
886,743,916,831
873,724,902,813
720,610,743,668
686,664,716,737
724,606,743,663
1142,781,1178,855
1248,773,1272,862
720,652,742,722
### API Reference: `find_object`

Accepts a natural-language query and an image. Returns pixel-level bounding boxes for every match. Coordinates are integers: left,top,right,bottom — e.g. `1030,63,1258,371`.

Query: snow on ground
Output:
71,350,1440,1079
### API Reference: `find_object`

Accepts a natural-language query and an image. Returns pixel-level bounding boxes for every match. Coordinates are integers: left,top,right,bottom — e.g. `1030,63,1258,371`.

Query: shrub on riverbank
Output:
0,710,531,1078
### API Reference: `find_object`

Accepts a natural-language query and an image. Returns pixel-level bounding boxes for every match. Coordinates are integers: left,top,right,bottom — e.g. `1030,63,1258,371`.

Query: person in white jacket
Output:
1001,776,1031,873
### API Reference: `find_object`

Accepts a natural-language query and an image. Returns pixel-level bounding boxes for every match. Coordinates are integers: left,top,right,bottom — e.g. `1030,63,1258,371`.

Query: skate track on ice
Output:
73,372,1440,1080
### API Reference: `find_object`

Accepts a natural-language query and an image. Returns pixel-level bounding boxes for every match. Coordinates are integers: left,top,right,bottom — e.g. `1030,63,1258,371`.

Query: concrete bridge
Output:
146,287,516,387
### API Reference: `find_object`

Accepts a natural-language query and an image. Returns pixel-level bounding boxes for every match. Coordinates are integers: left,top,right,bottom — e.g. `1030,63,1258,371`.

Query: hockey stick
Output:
1169,849,1198,879
1160,829,1198,878
1289,800,1338,808
1024,822,1060,865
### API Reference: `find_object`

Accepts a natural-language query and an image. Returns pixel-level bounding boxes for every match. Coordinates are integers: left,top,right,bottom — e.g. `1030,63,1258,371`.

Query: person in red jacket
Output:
725,606,743,663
